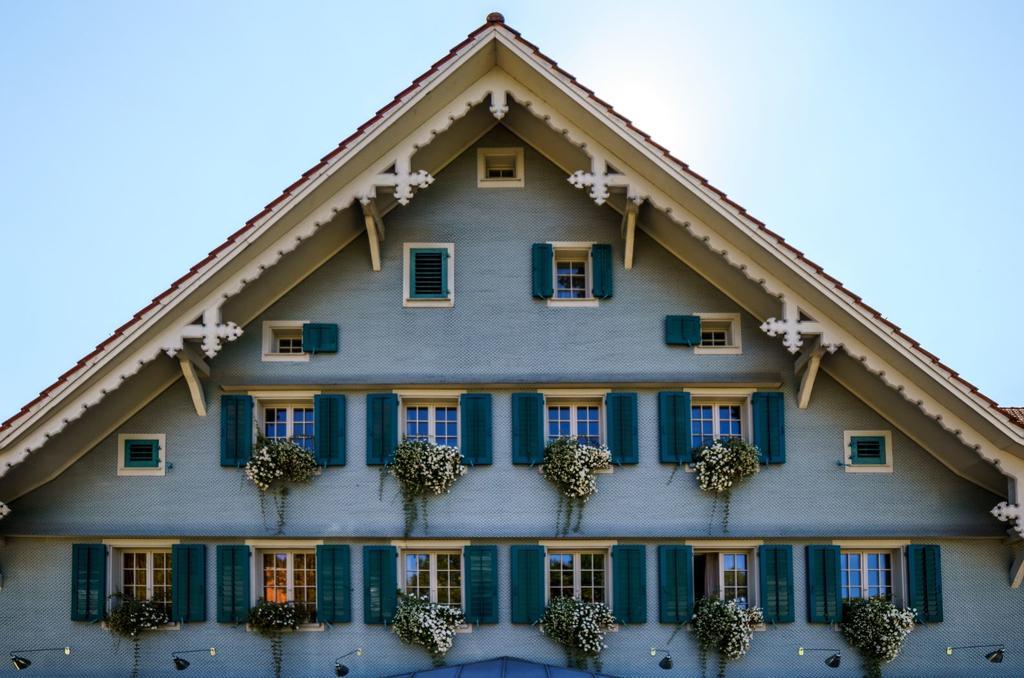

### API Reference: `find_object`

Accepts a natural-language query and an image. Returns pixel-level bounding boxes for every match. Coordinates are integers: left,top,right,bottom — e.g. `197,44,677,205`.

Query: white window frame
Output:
834,541,908,606
694,313,742,355
116,433,166,477
547,241,598,308
261,320,310,363
399,549,465,608
477,147,524,188
843,430,894,473
102,540,180,630
245,540,325,631
258,401,316,450
544,548,612,605
688,540,762,612
400,399,460,447
689,397,751,449
403,242,455,308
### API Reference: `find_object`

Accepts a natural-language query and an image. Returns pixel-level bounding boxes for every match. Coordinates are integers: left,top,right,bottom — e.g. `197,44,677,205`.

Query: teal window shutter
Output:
850,436,887,465
591,243,614,299
171,544,206,623
658,391,693,464
758,545,794,623
752,392,786,464
531,243,554,299
665,315,702,346
409,248,449,298
511,393,545,465
362,545,397,624
302,323,339,354
71,543,106,621
606,392,639,464
220,394,253,466
123,439,160,468
805,545,842,623
215,545,250,624
510,545,545,624
365,393,398,465
906,545,943,622
612,545,647,624
657,545,693,624
459,394,493,466
464,545,499,624
316,545,351,624
314,394,346,466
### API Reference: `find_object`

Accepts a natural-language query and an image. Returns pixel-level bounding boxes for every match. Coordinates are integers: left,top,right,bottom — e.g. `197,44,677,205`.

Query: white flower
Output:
693,439,760,495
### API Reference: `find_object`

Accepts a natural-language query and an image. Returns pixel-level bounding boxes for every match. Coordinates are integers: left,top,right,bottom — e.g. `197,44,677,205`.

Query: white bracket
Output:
163,306,243,359
176,344,210,417
761,301,838,354
361,199,386,272
992,501,1024,536
0,501,9,521
357,155,434,207
795,336,827,410
568,156,646,206
489,89,509,119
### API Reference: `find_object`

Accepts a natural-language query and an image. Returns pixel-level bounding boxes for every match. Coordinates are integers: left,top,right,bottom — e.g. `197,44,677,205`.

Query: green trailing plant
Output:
693,439,760,532
840,597,916,678
382,439,467,536
105,594,168,678
248,599,303,678
391,592,465,666
245,435,320,534
541,437,611,534
690,596,764,678
539,596,617,671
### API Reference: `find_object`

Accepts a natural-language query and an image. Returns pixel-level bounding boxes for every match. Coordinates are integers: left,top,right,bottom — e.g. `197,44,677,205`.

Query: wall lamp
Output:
649,647,673,670
947,644,1005,663
334,648,363,676
798,647,841,668
171,647,216,671
9,647,71,671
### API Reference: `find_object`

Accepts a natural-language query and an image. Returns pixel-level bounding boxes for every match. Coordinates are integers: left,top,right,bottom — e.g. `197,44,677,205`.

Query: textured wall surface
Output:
0,128,1017,676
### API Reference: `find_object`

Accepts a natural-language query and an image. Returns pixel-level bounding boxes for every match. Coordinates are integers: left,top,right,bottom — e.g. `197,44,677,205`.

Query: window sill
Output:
404,297,454,308
261,352,310,363
477,178,524,188
844,464,893,474
546,298,599,308
116,466,166,477
693,346,742,356
455,623,474,634
538,465,614,476
245,623,324,633
102,622,180,632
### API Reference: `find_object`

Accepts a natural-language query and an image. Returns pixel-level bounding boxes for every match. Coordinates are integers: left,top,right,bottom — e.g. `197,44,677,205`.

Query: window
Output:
690,402,744,449
402,551,463,608
548,551,607,603
403,403,459,447
841,551,893,601
261,321,310,362
261,551,317,619
477,147,524,187
117,433,166,476
403,243,454,307
546,401,602,446
843,430,893,473
120,550,173,618
262,404,314,451
694,313,742,355
555,254,588,299
694,550,752,608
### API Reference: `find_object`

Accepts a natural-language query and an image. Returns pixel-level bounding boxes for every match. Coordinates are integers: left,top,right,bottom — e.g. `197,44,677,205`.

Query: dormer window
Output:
477,147,524,187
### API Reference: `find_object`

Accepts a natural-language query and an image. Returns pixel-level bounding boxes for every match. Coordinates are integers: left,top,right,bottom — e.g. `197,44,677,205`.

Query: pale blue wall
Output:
0,127,1017,677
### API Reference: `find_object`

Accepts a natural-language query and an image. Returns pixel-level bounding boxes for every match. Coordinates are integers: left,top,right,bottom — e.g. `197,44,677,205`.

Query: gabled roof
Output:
385,656,618,678
1,12,1021,507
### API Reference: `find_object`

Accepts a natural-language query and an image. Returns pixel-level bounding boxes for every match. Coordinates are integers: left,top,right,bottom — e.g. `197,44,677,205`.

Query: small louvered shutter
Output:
659,391,693,464
531,244,553,299
591,244,614,299
316,545,351,624
510,545,545,624
171,544,206,623
362,545,397,624
752,392,786,464
220,395,253,466
658,545,693,624
366,393,398,465
511,393,545,465
314,394,346,466
460,394,493,465
464,545,499,624
906,545,943,622
302,323,338,354
665,315,702,346
612,545,647,624
71,543,106,621
758,545,794,623
410,248,449,298
606,392,638,464
850,436,886,465
806,545,842,623
216,545,250,624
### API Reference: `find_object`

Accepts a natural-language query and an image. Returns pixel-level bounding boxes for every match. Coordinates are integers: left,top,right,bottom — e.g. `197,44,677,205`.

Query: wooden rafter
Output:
362,199,386,272
621,200,638,270
176,344,209,416
795,336,826,410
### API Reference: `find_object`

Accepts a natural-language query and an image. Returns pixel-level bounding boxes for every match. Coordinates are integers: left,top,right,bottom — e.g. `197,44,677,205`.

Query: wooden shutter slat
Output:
71,543,106,621
460,394,493,465
531,244,554,299
591,244,614,299
362,546,397,624
612,545,646,624
366,394,398,465
665,315,702,346
464,545,499,624
606,392,639,464
314,394,346,466
658,391,693,464
220,395,253,466
316,545,351,624
171,544,206,623
752,392,786,464
758,545,794,623
907,545,943,622
511,393,544,465
658,545,693,624
216,545,250,624
806,545,841,623
510,545,545,624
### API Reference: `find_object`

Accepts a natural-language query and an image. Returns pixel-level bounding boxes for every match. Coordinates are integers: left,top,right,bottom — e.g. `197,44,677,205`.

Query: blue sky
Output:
1,0,1021,419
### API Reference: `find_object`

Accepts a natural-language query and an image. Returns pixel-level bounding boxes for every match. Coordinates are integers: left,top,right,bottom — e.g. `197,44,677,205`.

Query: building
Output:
1,11,1023,677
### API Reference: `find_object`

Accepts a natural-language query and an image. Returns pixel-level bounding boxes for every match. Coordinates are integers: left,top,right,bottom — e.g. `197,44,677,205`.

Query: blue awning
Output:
385,656,620,678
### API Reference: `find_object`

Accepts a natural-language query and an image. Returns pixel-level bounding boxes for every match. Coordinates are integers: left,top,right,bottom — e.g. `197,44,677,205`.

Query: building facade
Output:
1,13,1023,678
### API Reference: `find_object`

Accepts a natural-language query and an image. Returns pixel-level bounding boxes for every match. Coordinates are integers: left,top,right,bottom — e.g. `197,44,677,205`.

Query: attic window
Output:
262,321,310,362
477,147,524,187
117,433,166,476
844,430,893,473
404,243,455,307
694,313,742,355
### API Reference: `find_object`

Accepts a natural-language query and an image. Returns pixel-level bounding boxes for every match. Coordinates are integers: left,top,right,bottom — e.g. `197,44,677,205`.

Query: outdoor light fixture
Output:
170,647,216,671
946,644,1005,663
333,648,363,676
798,647,841,669
649,647,673,670
8,647,71,671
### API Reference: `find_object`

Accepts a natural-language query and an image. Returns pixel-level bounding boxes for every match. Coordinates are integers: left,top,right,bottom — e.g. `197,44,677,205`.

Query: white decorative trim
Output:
261,320,310,363
163,306,243,359
402,242,455,308
116,433,166,477
357,155,434,207
683,539,763,548
693,313,742,356
539,388,610,398
0,501,8,520
390,539,471,549
244,539,323,548
567,156,646,206
102,538,180,548
394,389,465,399
489,89,509,119
830,539,909,548
760,302,839,355
843,430,894,473
477,147,524,188
991,502,1023,527
538,539,617,549
247,390,321,400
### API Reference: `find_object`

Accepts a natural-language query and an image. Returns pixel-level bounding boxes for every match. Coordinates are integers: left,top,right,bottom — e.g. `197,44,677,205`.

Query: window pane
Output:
576,406,601,446
548,553,575,600
721,552,748,608
405,407,429,441
691,405,715,448
719,405,743,439
437,553,462,608
548,406,572,441
555,259,587,299
580,553,606,603
293,408,314,450
435,407,458,447
264,408,288,440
